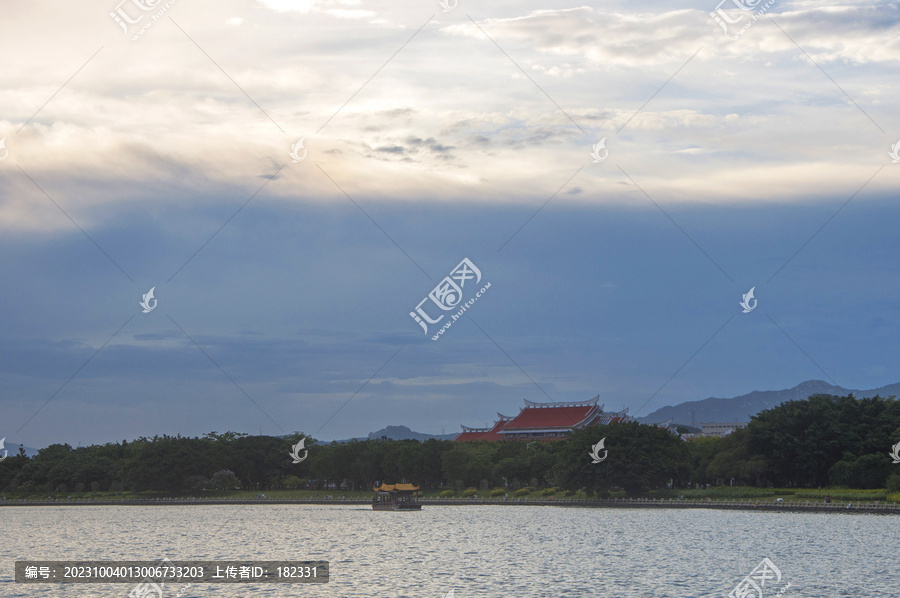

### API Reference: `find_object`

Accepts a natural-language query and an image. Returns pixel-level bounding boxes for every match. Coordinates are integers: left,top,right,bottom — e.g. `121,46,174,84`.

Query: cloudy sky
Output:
1,0,898,448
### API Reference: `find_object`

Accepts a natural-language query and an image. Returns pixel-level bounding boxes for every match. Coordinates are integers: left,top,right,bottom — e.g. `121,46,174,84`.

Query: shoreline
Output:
2,497,898,514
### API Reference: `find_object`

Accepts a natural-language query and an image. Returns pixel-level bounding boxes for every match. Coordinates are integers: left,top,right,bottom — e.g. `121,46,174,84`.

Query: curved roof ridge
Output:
523,395,600,408
460,425,490,433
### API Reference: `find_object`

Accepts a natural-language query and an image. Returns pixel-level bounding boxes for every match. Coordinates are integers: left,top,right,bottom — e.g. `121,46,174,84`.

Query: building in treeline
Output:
455,396,633,442
699,422,748,437
653,418,681,436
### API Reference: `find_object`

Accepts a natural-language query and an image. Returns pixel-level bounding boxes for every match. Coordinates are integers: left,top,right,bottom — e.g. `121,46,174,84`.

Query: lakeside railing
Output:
1,495,898,513
417,496,900,513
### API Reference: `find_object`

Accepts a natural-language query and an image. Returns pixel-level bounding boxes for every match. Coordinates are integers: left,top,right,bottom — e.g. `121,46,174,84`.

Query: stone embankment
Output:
1,496,898,514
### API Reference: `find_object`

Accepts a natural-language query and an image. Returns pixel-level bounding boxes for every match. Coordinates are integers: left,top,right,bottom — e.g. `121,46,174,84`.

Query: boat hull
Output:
373,503,421,511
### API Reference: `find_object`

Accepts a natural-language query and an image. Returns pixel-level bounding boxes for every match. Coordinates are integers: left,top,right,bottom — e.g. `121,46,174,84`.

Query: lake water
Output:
0,504,896,597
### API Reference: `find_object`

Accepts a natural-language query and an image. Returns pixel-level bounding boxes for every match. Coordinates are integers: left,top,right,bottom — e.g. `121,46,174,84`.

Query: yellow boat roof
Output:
374,483,420,492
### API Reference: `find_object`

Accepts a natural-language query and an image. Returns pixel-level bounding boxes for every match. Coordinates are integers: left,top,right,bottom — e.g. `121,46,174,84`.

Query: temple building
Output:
455,396,633,442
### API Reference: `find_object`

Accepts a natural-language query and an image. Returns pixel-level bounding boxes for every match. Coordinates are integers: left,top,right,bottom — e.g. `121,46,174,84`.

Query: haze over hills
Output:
639,380,900,426
332,426,457,442
366,425,457,441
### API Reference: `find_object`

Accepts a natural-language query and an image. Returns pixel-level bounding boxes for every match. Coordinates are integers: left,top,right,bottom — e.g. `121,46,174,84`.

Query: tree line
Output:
2,394,898,496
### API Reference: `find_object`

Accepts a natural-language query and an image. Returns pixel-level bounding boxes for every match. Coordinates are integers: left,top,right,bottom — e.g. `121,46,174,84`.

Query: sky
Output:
1,0,899,449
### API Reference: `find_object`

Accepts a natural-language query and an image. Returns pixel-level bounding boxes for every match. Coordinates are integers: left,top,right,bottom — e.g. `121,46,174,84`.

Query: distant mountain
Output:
0,439,39,458
639,380,900,426
366,425,456,442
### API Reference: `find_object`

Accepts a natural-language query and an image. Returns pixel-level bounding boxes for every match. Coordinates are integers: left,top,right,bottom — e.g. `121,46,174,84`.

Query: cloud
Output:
442,7,707,68
257,0,318,13
1,0,898,236
376,145,406,154
258,0,375,19
442,3,900,67
324,9,376,19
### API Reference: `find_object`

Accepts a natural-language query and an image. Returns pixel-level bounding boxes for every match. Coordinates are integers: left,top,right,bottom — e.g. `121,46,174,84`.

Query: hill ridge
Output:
639,379,900,425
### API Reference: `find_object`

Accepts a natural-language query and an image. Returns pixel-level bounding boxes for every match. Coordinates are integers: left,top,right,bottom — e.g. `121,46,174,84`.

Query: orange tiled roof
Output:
374,483,420,492
504,405,593,429
454,418,510,441
501,399,600,432
455,397,632,441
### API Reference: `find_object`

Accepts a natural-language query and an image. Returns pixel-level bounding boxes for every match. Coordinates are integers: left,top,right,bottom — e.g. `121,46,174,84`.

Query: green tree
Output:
282,475,304,489
558,422,685,496
209,469,241,490
828,453,891,488
441,442,496,487
683,436,720,485
748,394,900,487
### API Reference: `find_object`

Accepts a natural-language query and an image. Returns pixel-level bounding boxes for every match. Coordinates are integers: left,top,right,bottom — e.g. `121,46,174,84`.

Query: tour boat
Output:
372,483,422,511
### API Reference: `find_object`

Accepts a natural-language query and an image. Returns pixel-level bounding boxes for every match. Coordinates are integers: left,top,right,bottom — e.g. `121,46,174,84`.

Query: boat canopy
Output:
373,483,420,492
